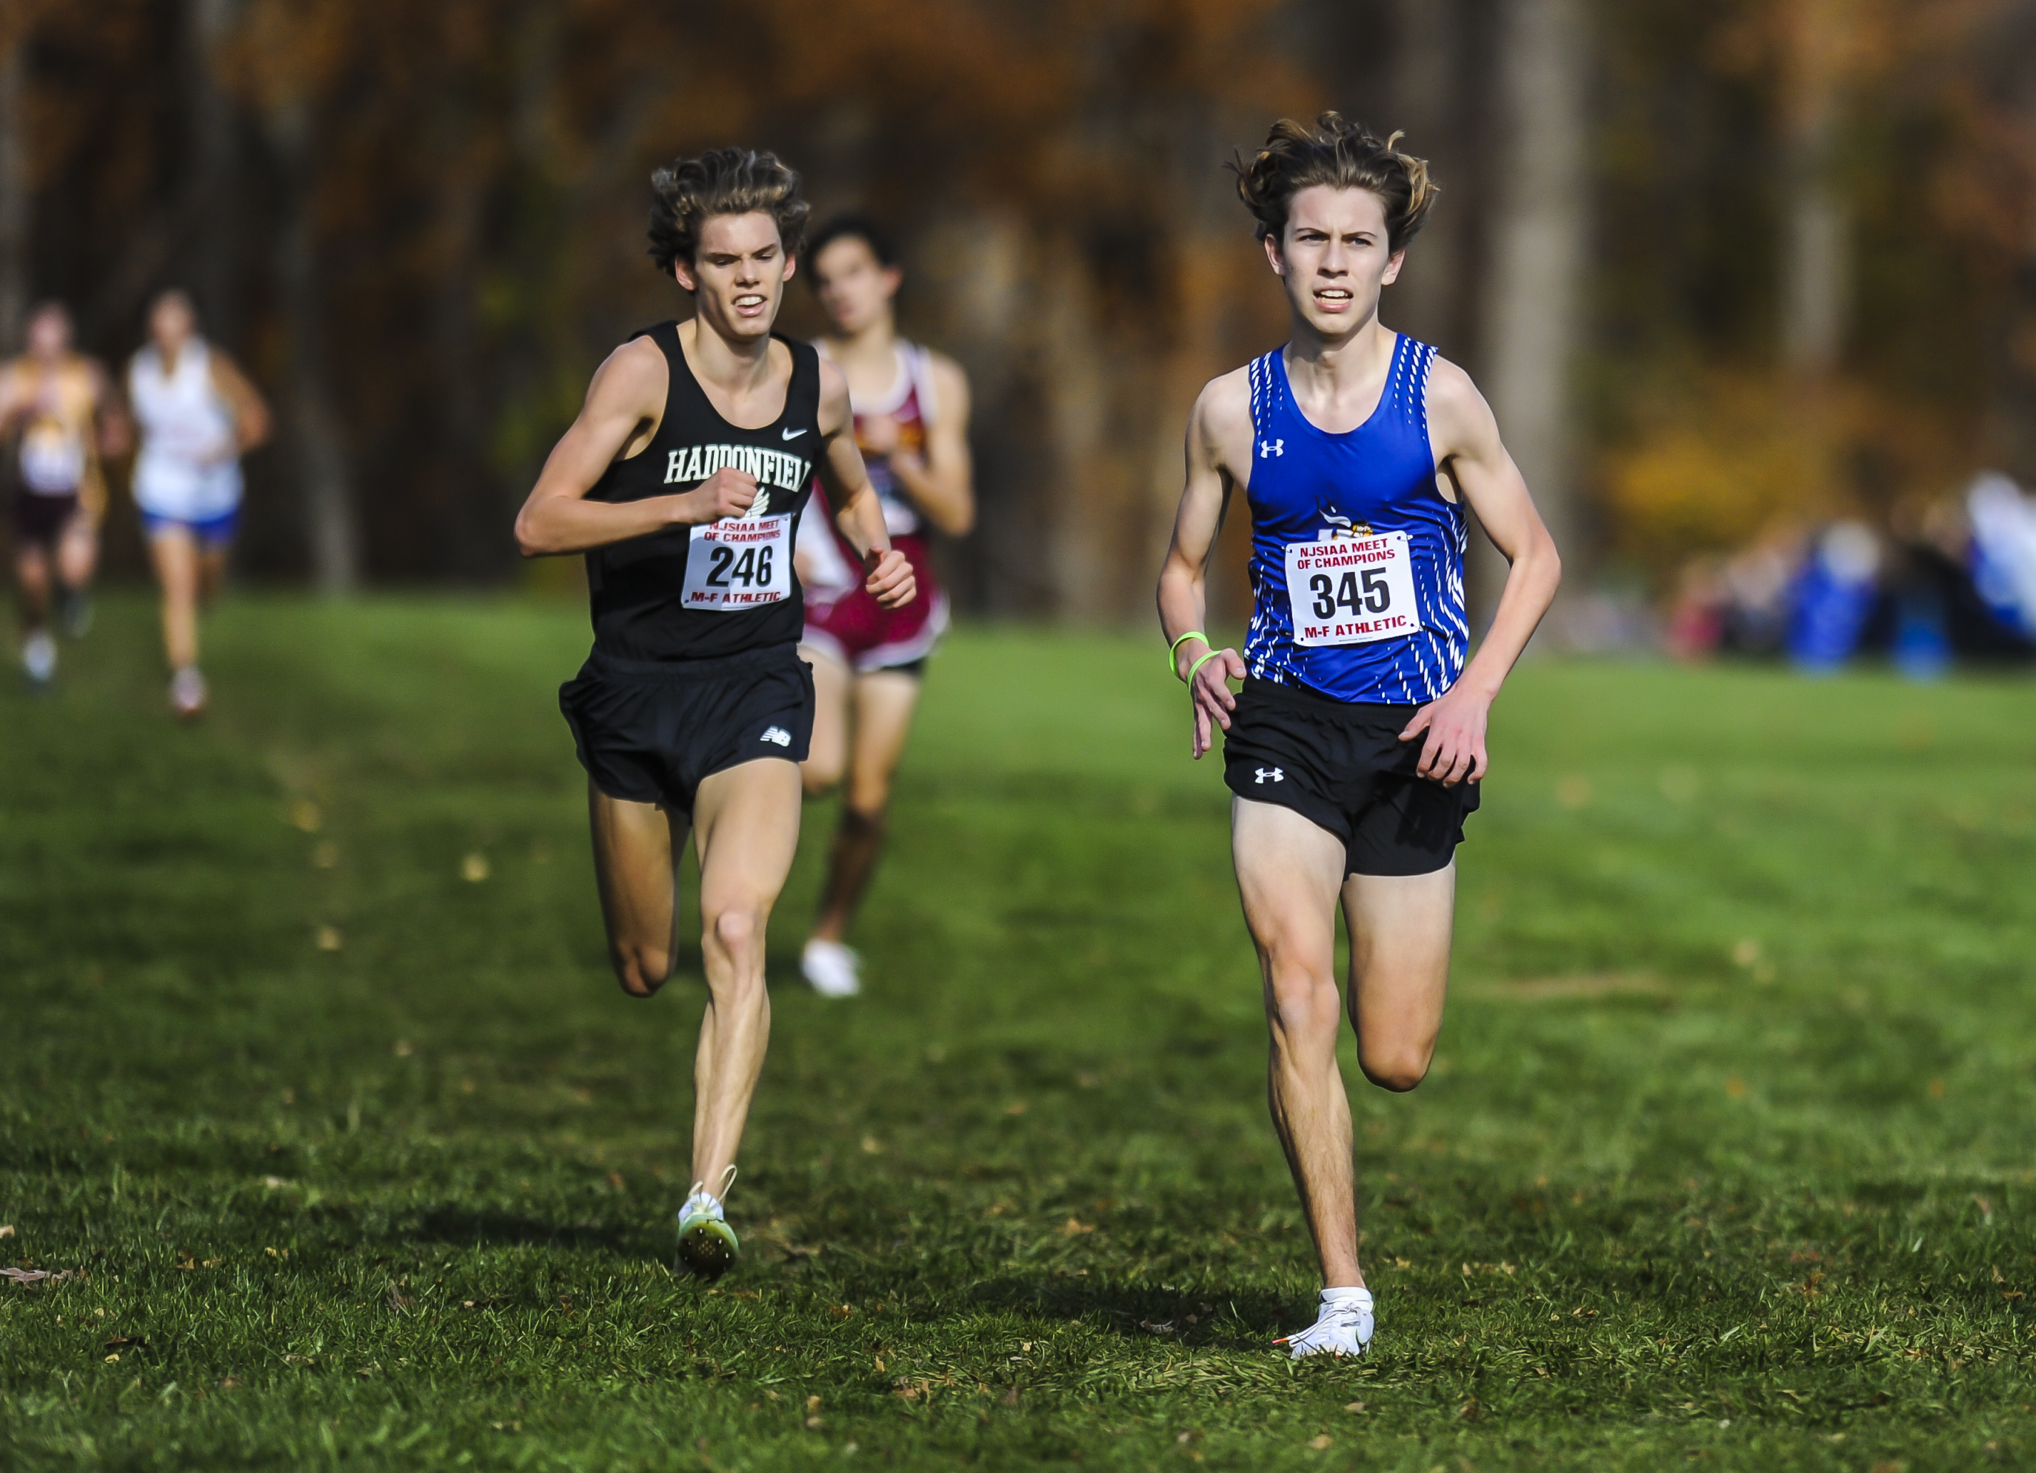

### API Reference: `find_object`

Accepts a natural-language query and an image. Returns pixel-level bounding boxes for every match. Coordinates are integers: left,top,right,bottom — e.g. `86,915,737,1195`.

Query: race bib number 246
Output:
683,513,792,611
1285,531,1419,646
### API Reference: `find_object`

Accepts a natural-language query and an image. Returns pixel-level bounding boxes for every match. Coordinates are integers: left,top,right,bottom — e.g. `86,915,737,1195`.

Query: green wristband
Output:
1187,648,1224,686
1169,630,1209,676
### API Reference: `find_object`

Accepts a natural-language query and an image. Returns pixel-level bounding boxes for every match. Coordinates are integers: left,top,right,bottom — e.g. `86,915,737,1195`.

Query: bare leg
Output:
810,670,921,945
688,757,802,1188
149,528,202,670
799,644,850,797
56,513,96,596
1232,797,1360,1287
587,782,687,999
1344,865,1455,1092
16,543,52,632
196,542,229,609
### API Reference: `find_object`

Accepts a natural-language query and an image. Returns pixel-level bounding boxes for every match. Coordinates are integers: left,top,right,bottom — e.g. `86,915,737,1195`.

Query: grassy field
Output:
2,595,2035,1471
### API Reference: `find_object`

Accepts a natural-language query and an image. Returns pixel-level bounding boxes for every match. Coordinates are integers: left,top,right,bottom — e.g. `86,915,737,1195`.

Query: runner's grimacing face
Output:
27,310,70,358
1267,185,1403,336
675,212,795,342
812,237,899,337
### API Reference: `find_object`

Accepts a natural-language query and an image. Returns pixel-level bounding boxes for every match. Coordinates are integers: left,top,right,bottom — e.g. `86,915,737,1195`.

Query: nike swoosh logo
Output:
781,427,807,441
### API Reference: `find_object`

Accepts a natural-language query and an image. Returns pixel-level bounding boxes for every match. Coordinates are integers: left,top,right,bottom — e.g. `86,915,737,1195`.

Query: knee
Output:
611,944,670,999
1262,960,1340,1047
802,754,843,798
845,771,892,817
705,904,765,963
1358,1043,1432,1094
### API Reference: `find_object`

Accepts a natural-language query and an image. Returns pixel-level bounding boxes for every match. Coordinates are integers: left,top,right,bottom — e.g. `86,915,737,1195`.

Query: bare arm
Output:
1398,356,1562,783
513,338,755,558
207,350,271,454
814,358,914,608
0,365,32,437
1155,369,1253,759
884,354,974,536
89,360,133,458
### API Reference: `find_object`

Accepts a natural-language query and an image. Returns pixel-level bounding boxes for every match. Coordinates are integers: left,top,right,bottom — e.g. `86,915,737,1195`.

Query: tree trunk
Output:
265,98,358,593
1779,0,1849,375
1478,0,1588,620
1387,0,1466,353
183,0,242,348
0,29,29,354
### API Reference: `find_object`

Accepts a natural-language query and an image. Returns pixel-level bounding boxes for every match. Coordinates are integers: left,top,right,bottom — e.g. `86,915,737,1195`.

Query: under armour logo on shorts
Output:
1259,439,1285,459
760,726,792,747
1255,766,1284,784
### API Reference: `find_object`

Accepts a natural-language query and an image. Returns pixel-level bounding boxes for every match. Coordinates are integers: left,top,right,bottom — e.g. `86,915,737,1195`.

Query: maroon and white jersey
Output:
797,342,939,598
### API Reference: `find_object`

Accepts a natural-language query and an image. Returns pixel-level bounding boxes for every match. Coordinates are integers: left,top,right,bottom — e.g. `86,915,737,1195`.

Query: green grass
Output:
3,596,2035,1470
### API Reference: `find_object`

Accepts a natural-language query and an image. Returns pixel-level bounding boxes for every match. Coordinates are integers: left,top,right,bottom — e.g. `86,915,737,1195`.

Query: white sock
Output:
1322,1286,1372,1308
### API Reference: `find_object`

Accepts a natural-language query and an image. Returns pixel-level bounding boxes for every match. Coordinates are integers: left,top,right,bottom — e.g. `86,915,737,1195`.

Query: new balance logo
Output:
781,426,807,441
1260,439,1285,458
760,726,792,747
1255,766,1284,784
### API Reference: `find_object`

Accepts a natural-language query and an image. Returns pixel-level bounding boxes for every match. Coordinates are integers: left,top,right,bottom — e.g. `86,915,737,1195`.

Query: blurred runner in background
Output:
129,290,270,719
1158,115,1560,1360
514,150,913,1278
793,213,974,998
2,302,129,689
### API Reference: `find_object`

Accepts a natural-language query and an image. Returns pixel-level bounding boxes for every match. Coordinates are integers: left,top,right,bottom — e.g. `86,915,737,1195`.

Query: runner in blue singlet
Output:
1156,113,1561,1360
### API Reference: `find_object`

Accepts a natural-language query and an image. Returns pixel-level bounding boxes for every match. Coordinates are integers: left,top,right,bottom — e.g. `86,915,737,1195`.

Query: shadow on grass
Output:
378,1207,654,1258
967,1274,1300,1346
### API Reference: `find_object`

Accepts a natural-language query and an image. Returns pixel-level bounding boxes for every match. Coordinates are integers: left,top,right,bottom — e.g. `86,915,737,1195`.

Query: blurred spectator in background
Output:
1667,474,2036,674
129,290,270,720
2,302,128,690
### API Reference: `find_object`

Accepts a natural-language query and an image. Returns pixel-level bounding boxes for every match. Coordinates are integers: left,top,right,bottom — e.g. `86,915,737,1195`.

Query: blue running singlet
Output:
1241,336,1469,705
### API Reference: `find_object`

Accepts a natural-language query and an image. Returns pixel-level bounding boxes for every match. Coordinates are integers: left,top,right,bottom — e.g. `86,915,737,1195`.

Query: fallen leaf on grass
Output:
314,926,342,952
2,1267,70,1285
1308,1434,1333,1449
387,1289,412,1314
0,1225,13,1238
288,799,322,833
1344,1401,1366,1412
462,853,489,883
218,1378,240,1390
1061,1218,1095,1236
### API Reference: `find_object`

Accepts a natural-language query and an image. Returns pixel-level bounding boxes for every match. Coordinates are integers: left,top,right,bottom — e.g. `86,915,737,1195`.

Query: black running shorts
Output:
559,643,814,818
1221,677,1479,877
14,490,79,548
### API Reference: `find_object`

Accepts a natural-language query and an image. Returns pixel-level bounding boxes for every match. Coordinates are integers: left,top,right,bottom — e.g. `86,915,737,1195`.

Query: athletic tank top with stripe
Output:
584,323,819,662
1242,336,1468,705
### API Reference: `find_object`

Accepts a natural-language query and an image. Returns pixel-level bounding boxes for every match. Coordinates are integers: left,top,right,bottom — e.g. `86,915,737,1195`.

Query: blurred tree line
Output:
4,0,2033,619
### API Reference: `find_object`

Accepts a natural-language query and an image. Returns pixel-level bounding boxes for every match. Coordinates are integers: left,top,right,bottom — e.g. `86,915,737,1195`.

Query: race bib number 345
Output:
684,514,792,611
1285,531,1419,646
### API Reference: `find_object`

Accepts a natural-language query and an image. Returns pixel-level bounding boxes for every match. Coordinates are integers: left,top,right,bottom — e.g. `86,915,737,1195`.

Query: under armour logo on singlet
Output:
1260,439,1285,458
1255,766,1284,784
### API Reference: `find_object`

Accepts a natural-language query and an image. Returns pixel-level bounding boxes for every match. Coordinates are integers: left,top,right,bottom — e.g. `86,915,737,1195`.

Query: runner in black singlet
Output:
514,149,914,1279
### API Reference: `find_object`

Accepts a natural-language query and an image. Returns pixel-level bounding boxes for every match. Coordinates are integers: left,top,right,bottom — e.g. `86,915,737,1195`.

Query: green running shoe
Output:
676,1167,739,1280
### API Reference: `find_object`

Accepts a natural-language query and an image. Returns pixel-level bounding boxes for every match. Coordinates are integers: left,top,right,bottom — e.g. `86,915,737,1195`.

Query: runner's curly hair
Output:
1230,113,1437,253
647,147,810,276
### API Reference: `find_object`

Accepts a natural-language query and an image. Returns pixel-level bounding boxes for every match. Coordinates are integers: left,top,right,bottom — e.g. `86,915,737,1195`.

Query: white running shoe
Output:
170,665,208,721
22,630,55,687
802,939,861,998
1275,1288,1374,1359
676,1166,739,1280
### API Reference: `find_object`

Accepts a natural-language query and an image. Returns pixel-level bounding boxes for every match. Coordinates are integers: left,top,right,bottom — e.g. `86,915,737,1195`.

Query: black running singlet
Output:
584,323,821,662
